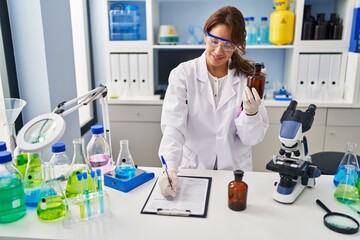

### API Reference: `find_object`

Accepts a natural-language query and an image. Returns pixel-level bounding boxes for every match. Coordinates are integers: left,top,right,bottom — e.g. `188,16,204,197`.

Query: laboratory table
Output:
0,167,359,240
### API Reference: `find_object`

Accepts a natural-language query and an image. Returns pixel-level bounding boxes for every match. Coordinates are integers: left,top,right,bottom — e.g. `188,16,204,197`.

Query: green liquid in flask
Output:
334,184,360,205
66,167,95,198
37,195,67,222
0,178,26,223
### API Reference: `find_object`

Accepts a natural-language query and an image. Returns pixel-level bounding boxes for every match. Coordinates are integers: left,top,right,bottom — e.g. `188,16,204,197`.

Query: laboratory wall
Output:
7,0,81,160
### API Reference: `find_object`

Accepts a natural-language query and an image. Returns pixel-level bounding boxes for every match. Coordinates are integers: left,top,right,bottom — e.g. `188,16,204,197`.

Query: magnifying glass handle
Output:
316,199,331,213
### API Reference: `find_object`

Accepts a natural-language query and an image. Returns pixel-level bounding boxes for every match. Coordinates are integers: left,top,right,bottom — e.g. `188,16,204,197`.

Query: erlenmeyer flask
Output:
37,163,68,222
115,139,136,178
23,152,43,207
65,138,94,198
334,142,359,186
334,165,360,205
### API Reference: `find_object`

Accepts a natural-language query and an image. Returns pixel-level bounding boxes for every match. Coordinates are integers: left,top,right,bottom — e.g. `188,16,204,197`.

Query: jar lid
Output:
234,169,244,176
52,142,66,153
0,141,6,151
91,124,104,134
0,151,12,164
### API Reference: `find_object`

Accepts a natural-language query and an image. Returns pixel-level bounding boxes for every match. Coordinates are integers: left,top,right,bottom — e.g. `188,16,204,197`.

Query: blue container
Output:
109,4,140,41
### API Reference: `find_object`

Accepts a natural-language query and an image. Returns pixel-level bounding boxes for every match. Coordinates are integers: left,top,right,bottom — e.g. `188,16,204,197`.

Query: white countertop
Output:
0,167,359,240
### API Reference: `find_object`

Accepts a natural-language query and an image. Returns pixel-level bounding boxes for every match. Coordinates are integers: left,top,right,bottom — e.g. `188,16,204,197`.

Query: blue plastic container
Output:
109,4,140,41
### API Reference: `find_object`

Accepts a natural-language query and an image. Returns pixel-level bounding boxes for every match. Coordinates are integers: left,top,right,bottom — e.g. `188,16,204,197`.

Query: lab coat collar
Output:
196,51,239,111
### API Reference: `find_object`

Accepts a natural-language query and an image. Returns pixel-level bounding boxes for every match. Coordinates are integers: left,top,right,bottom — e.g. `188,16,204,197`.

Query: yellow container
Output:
269,0,295,45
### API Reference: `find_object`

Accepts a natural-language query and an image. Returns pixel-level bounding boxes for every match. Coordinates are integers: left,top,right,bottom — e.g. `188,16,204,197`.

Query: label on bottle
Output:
12,199,20,208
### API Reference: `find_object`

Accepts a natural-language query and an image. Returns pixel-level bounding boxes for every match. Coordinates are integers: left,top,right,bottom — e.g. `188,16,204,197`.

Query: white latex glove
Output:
242,86,262,116
159,169,178,199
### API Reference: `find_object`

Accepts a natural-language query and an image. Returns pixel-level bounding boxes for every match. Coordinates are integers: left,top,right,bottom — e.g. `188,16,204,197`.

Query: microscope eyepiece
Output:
287,100,298,111
306,104,317,116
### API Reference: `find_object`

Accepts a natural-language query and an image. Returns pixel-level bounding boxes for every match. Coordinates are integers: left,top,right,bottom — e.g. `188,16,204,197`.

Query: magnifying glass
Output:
316,199,359,234
16,113,66,152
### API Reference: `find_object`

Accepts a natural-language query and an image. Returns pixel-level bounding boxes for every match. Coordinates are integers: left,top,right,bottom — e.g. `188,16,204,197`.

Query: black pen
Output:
161,155,173,190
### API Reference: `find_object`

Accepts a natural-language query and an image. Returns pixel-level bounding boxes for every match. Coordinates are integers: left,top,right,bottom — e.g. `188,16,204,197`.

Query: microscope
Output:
266,100,321,203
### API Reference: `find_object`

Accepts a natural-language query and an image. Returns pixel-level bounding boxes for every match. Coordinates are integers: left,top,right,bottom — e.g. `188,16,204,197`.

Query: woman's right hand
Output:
159,169,178,199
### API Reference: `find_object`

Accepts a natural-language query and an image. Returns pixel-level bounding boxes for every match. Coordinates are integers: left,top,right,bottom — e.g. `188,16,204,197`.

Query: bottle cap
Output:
82,172,88,180
52,142,66,153
125,5,139,11
0,141,7,151
261,17,268,21
0,151,12,164
91,124,104,134
234,169,244,177
90,170,96,179
96,169,102,176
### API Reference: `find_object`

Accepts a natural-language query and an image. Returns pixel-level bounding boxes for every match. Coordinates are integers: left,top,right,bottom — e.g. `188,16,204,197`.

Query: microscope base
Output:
272,178,306,204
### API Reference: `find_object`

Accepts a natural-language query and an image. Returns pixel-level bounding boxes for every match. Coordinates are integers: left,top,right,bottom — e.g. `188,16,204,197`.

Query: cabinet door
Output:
109,104,163,167
324,127,360,151
110,121,162,167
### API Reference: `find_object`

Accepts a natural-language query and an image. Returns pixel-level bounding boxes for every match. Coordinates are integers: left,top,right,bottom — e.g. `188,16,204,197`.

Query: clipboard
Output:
141,176,212,218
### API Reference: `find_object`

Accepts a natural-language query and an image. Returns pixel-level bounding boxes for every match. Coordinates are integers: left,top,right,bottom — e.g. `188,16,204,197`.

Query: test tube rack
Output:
63,190,110,227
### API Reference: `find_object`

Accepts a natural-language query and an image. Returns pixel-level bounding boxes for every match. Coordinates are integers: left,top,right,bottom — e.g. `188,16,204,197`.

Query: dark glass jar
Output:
302,5,315,40
247,63,266,99
228,170,248,211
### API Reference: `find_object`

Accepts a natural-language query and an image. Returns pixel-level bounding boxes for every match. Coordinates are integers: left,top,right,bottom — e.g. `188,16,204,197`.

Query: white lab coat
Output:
159,51,269,171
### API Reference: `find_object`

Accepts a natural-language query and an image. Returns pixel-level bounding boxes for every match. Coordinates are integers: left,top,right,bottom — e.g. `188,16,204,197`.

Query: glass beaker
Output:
334,165,360,205
23,152,43,207
115,139,136,178
37,163,68,222
334,142,359,186
65,138,94,198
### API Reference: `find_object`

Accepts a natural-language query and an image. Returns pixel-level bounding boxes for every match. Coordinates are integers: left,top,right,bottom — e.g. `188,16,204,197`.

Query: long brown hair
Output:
203,6,254,76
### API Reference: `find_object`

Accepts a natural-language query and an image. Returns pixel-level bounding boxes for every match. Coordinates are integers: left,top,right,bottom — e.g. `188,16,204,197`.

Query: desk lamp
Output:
16,84,111,153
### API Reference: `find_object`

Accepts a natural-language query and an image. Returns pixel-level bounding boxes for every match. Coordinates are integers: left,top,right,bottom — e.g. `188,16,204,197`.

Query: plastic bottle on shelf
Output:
314,13,326,40
326,13,337,40
257,17,269,45
228,170,248,211
333,142,359,187
333,17,343,40
269,0,295,45
302,5,315,40
0,151,26,223
65,138,94,198
87,125,112,174
49,142,71,193
246,17,257,45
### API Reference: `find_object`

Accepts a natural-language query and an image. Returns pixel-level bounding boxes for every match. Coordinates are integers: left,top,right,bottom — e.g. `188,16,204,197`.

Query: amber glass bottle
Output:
228,170,248,211
247,63,266,98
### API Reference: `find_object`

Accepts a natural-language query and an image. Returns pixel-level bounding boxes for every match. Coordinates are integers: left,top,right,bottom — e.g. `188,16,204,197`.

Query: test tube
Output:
82,172,92,218
76,173,85,219
96,169,105,214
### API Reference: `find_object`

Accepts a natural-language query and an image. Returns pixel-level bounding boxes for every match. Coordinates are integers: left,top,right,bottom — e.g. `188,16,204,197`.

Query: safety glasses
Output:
205,31,237,52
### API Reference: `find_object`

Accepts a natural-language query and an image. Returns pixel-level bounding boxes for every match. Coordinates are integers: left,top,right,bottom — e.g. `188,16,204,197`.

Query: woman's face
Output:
205,24,235,70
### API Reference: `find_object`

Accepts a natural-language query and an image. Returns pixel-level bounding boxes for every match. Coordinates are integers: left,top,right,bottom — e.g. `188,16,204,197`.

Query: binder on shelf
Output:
138,53,149,96
109,54,120,99
119,53,130,98
307,54,320,100
296,54,309,99
318,54,331,100
129,54,139,97
328,54,342,100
